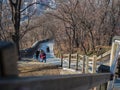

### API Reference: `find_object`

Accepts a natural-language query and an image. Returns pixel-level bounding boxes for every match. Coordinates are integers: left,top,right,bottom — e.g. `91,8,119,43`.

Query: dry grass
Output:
18,59,61,77
19,68,61,77
18,58,81,77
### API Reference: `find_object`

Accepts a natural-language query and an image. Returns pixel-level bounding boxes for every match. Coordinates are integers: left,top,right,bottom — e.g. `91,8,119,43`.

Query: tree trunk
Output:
9,0,21,58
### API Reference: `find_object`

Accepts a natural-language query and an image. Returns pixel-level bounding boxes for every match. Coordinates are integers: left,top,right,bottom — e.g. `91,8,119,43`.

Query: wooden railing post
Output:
68,54,71,68
82,55,86,73
85,56,89,73
76,54,79,70
60,53,63,67
98,83,108,90
92,55,97,73
110,42,118,66
0,41,18,77
58,52,61,58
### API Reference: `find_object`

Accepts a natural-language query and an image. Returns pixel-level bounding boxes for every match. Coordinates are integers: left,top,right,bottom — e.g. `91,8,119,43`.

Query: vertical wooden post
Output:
57,52,59,58
58,52,61,58
0,41,18,77
99,83,108,90
92,83,107,90
76,54,79,70
85,56,89,73
92,55,97,73
60,53,63,67
82,55,85,73
110,42,118,66
69,54,71,68
93,83,107,90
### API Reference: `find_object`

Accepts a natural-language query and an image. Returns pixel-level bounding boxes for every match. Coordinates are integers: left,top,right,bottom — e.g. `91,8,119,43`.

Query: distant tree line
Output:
0,0,120,56
47,0,120,55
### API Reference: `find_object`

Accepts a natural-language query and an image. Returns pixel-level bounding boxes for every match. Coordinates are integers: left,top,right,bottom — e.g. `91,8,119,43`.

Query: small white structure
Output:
39,40,55,58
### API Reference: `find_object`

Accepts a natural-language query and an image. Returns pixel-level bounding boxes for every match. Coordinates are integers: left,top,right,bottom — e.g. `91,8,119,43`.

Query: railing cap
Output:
0,41,14,49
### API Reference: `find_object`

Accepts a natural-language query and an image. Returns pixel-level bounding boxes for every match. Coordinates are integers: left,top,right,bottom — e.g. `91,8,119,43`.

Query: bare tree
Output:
0,0,13,41
0,0,3,40
8,0,55,56
8,0,22,56
47,0,120,54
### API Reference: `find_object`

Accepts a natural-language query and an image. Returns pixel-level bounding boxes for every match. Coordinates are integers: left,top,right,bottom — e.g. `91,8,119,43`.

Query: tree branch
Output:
21,2,55,13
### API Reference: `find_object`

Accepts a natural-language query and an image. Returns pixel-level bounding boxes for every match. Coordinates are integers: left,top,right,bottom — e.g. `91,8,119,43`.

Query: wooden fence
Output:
60,50,111,73
0,41,112,90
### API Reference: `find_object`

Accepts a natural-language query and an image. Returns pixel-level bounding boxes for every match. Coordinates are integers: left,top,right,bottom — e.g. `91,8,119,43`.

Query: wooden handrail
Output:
71,53,78,56
88,57,94,61
97,50,111,61
71,53,77,61
0,73,111,90
78,54,84,59
63,54,69,57
62,54,69,60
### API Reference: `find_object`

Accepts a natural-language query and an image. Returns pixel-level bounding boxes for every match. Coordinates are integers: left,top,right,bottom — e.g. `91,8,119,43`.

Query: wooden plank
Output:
62,54,69,61
63,54,69,57
69,54,71,68
0,73,111,90
71,58,77,61
110,43,118,66
89,57,94,61
71,53,77,56
60,54,63,67
85,56,89,73
97,50,111,61
82,55,86,73
97,55,110,62
76,54,79,70
92,55,97,73
78,55,83,59
71,54,77,61
63,57,69,60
